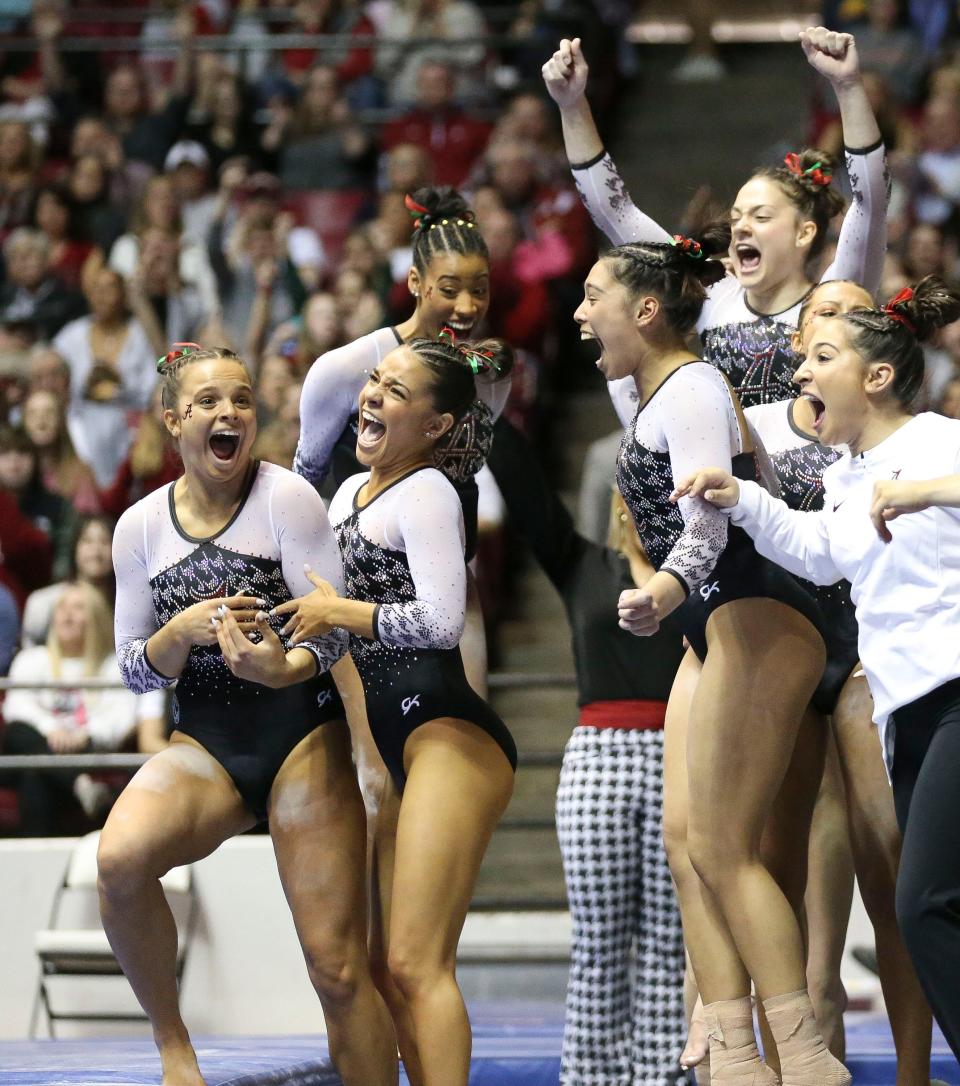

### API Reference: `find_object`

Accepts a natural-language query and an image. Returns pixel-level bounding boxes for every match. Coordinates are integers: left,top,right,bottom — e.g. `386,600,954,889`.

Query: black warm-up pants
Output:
890,677,960,1061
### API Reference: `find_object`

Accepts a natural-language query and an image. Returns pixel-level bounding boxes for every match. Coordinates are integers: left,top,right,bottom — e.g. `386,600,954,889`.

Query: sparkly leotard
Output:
573,142,888,406
113,461,347,820
294,325,511,560
615,363,822,657
746,400,859,712
328,467,516,790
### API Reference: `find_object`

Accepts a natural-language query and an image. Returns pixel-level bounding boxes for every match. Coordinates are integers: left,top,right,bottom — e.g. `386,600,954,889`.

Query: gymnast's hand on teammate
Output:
175,595,263,647
541,37,588,109
671,469,740,508
271,567,338,645
618,588,659,637
800,26,860,88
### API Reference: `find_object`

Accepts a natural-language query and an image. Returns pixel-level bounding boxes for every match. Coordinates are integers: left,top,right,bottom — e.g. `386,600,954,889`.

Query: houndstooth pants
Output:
555,725,686,1086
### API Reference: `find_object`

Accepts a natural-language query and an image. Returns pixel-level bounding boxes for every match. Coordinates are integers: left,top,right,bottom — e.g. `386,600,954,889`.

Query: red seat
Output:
282,189,366,268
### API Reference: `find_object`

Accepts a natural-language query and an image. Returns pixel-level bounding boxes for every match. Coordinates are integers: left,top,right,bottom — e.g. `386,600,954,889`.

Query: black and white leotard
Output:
614,363,822,658
328,466,516,791
113,461,348,820
745,400,859,713
294,325,512,560
573,143,888,406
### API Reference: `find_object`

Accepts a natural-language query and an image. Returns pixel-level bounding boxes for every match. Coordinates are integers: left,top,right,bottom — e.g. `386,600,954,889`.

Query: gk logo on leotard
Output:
317,689,334,709
401,695,421,715
699,581,720,601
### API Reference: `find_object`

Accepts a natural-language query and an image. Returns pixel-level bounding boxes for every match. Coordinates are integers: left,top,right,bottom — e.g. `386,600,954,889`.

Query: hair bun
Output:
888,276,960,341
408,185,475,234
668,232,726,288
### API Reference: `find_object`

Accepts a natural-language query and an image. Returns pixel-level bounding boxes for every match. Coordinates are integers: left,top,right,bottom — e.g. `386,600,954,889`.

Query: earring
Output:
412,289,419,298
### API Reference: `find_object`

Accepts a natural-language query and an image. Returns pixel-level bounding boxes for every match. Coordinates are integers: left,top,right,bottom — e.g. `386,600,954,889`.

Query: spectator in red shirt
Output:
382,62,492,188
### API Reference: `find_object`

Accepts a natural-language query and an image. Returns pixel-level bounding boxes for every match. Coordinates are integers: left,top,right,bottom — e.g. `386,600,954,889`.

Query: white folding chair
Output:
31,830,196,1037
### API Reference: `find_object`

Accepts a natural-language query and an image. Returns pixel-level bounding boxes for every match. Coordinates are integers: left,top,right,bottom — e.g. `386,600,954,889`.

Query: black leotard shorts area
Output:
678,524,825,664
352,636,516,794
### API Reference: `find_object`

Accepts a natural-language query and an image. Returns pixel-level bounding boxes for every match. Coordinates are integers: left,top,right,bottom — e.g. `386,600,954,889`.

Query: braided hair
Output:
156,344,250,412
603,229,728,334
839,276,960,408
406,187,488,276
406,334,513,483
753,149,845,261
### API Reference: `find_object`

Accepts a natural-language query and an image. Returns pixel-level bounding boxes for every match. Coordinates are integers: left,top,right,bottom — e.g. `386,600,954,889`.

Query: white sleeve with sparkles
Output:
821,143,889,297
571,152,672,246
374,472,467,650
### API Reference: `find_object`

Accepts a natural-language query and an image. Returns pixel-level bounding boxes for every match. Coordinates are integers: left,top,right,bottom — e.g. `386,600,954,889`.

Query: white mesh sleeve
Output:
571,151,672,246
822,142,889,297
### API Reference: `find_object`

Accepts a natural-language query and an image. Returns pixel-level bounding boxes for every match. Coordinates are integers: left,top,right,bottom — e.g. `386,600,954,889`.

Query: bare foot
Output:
681,996,709,1070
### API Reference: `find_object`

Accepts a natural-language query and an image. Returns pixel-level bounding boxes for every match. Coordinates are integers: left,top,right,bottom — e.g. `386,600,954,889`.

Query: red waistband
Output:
578,699,667,730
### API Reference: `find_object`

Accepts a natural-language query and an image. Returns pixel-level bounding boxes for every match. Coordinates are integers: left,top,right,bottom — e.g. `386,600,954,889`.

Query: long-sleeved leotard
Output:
616,362,822,658
730,412,960,760
328,466,516,790
575,142,889,406
113,461,348,819
294,324,511,558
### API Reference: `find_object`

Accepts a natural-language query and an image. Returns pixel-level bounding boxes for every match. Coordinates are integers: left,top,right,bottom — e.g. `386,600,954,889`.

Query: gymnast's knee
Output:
300,932,365,1010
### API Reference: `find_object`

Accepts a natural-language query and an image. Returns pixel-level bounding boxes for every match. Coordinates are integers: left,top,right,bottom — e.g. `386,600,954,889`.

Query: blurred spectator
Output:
26,343,70,398
31,184,94,292
22,388,100,513
817,71,916,156
382,62,493,188
22,512,116,648
255,353,296,427
577,429,622,546
383,143,433,195
341,229,393,307
841,0,928,104
0,119,41,233
913,95,960,230
1,582,138,834
265,66,373,191
126,227,212,354
0,228,85,341
69,116,152,222
370,190,419,290
481,139,593,279
53,268,157,488
163,141,219,244
0,485,53,613
902,222,955,281
99,50,195,172
275,0,381,109
487,92,567,183
66,152,127,255
0,424,74,581
481,206,551,353
99,384,181,519
297,291,344,363
376,0,489,106
253,379,302,470
333,267,384,340
185,74,267,178
109,174,219,317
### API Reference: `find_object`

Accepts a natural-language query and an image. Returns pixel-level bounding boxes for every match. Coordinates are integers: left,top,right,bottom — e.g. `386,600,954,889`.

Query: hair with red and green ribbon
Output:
783,152,833,188
156,342,202,374
437,326,499,375
669,234,704,259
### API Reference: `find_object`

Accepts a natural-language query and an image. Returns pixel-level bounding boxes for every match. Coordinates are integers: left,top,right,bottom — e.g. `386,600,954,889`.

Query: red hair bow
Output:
404,193,430,228
670,234,703,258
783,152,833,187
882,286,917,334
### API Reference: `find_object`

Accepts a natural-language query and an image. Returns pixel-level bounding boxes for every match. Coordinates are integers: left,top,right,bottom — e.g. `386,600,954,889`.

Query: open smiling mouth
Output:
580,328,603,365
358,408,386,449
209,431,241,460
735,244,761,274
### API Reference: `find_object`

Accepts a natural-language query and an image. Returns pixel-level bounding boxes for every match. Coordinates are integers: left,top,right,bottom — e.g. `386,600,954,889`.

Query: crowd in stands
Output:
2,0,960,834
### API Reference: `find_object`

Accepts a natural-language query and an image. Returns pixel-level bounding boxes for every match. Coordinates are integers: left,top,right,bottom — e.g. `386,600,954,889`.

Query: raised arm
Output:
542,37,671,246
293,339,378,487
486,417,583,589
804,27,888,295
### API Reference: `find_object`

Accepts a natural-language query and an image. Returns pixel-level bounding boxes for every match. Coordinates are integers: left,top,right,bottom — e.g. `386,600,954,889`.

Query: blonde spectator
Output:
1,582,139,834
53,268,158,488
109,175,219,316
22,388,100,513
